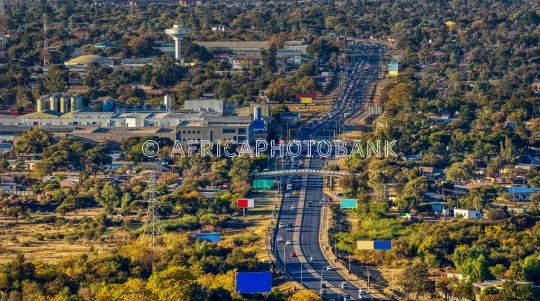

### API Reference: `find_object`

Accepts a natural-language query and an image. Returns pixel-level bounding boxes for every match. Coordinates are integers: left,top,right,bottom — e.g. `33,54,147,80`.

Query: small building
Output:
0,183,20,193
445,21,456,30
59,179,77,187
231,56,261,70
93,41,116,49
106,161,134,171
138,162,170,172
311,76,328,87
473,280,535,301
454,208,482,219
121,58,153,68
419,166,444,179
505,186,540,202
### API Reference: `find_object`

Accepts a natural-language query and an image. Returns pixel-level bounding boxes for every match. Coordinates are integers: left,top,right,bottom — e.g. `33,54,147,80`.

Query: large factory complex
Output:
0,95,270,147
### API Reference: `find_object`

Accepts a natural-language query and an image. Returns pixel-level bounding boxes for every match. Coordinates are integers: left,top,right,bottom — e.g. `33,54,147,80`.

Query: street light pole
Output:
283,244,286,279
348,251,351,280
334,239,338,263
320,267,326,288
301,260,303,285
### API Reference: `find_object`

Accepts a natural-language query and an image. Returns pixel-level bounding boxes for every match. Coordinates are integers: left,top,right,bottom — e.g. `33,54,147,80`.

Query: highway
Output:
273,43,386,301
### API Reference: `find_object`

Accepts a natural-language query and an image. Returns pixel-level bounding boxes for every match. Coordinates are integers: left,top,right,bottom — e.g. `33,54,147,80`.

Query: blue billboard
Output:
253,120,265,130
193,233,221,242
236,271,272,293
373,240,392,250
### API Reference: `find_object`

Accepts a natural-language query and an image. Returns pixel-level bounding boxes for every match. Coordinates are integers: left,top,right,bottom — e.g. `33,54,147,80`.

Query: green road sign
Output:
253,180,275,190
340,199,357,209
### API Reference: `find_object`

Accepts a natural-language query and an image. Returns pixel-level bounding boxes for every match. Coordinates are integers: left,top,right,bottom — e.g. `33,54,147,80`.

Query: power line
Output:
43,15,49,67
0,0,6,57
143,170,160,248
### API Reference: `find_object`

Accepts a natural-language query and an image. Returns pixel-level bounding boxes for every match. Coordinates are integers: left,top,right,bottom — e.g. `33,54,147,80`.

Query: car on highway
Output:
291,205,296,210
290,252,297,257
285,193,290,197
320,199,324,205
289,210,295,214
288,222,293,227
307,201,312,206
293,191,299,195
343,294,351,301
358,289,366,297
339,282,349,289
286,227,293,232
276,236,283,242
320,282,327,288
309,255,315,260
326,266,335,270
285,240,292,245
278,223,284,228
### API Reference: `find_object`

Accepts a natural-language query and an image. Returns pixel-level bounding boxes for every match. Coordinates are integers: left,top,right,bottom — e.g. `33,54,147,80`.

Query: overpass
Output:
252,169,357,178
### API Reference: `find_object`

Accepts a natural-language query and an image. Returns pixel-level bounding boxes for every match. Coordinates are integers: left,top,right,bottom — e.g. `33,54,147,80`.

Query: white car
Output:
285,240,292,245
285,193,290,197
339,282,349,289
291,205,296,210
277,236,283,242
326,266,335,270
278,223,284,228
309,255,315,260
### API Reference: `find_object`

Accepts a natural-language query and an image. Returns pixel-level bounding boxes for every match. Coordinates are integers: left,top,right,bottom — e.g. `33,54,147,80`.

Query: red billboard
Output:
237,199,255,208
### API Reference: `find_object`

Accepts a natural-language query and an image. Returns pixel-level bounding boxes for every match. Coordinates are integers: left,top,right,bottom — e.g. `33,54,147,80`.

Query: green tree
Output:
0,158,9,180
96,182,121,217
444,162,475,184
397,261,434,300
29,161,53,180
267,77,293,103
44,65,69,93
261,43,278,73
522,254,540,283
14,129,55,154
146,266,196,301
119,193,132,216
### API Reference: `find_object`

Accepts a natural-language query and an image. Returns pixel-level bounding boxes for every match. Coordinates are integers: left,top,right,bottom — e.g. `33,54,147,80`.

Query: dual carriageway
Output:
268,44,388,301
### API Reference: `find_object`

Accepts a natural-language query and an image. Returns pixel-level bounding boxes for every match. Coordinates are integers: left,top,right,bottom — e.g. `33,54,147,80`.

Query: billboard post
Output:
389,61,398,83
237,199,254,216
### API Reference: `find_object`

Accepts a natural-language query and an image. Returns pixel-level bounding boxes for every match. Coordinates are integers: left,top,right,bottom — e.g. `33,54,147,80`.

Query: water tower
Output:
165,25,190,63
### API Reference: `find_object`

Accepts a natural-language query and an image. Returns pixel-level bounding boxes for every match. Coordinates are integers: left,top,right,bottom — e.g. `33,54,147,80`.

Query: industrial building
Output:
0,97,257,147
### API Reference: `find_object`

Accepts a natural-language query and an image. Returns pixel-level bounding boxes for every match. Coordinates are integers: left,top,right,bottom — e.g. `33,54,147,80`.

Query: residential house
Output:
106,161,134,171
427,114,454,123
211,25,226,32
419,166,444,179
231,56,261,70
505,186,540,202
473,280,536,301
121,58,153,68
0,183,18,193
59,179,77,187
138,162,170,172
454,208,483,219
311,76,328,88
93,41,116,49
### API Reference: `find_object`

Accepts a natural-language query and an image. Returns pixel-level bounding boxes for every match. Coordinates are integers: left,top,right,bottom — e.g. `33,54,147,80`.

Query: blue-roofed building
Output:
505,186,540,202
93,41,116,49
